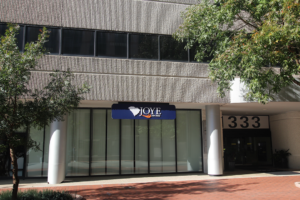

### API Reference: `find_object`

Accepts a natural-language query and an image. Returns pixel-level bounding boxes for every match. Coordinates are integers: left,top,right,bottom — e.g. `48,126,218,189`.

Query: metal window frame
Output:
158,35,161,61
105,109,108,175
59,28,62,55
0,22,193,63
41,125,46,177
89,109,93,176
22,25,26,53
94,31,97,57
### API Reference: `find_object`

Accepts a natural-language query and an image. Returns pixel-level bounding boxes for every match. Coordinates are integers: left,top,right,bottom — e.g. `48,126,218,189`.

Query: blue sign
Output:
112,103,176,120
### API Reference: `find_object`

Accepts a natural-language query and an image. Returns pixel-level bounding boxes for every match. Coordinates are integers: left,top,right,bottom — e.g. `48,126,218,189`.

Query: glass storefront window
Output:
25,109,203,177
91,109,106,175
135,120,148,174
176,110,202,172
149,120,176,173
26,127,44,177
149,120,162,173
106,110,120,174
162,120,176,172
121,119,134,174
25,126,49,178
66,109,90,176
42,126,50,177
0,136,10,177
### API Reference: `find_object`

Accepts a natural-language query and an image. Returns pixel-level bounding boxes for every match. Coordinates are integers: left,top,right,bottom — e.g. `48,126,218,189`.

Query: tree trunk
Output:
10,147,19,200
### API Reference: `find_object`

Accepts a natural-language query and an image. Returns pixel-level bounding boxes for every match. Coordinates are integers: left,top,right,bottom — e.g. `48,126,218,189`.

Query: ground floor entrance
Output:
223,129,272,170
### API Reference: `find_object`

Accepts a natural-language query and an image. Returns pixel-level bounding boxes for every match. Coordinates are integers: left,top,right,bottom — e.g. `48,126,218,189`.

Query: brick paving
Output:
4,175,300,200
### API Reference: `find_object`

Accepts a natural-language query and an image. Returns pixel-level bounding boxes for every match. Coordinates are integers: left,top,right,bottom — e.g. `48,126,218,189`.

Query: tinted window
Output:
26,27,60,54
0,24,6,36
130,34,158,60
62,29,94,56
17,26,24,51
0,24,23,51
160,36,188,61
97,32,127,58
190,44,214,63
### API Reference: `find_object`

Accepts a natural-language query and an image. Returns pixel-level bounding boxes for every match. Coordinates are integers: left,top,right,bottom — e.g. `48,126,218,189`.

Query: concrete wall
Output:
37,56,209,78
270,112,300,169
0,0,189,34
146,0,198,4
31,55,229,103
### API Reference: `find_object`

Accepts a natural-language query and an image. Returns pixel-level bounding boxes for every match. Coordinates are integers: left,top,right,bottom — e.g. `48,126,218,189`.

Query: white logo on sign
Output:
128,106,162,118
128,106,140,116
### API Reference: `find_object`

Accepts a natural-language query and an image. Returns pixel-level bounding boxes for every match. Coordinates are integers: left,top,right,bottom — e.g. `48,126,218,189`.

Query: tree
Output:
0,24,90,200
174,0,300,103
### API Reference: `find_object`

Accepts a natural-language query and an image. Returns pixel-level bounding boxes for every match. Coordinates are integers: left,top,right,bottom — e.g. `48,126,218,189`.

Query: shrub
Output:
0,189,73,200
273,149,291,168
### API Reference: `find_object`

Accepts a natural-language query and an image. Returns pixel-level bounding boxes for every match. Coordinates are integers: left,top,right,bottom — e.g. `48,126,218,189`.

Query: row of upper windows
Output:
0,24,212,63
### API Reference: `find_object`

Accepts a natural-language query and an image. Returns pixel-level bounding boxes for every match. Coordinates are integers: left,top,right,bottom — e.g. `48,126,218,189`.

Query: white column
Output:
47,116,68,184
205,105,223,175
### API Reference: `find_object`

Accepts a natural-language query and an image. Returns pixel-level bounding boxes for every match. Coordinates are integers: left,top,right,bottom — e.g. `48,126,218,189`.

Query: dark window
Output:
97,32,127,58
62,29,94,56
0,24,6,36
130,34,158,60
190,44,214,63
26,27,60,54
17,26,24,51
160,36,188,61
0,24,23,51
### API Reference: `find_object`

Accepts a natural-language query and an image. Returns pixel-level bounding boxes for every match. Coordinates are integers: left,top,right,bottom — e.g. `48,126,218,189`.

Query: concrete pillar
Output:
270,112,300,169
47,116,67,184
205,105,223,175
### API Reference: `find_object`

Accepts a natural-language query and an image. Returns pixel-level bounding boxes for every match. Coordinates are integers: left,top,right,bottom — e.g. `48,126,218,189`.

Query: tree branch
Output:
288,75,300,86
236,14,259,30
292,78,300,86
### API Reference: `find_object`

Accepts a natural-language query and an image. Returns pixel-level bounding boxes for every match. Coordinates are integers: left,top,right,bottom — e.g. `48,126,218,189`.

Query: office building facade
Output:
0,0,300,184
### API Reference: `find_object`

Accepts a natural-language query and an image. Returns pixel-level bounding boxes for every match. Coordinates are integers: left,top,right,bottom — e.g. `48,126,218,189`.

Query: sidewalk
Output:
1,170,300,199
0,169,299,189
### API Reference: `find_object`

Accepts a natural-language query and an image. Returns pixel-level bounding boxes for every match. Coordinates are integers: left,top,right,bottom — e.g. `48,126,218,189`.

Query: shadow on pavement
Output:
68,180,259,200
267,171,300,176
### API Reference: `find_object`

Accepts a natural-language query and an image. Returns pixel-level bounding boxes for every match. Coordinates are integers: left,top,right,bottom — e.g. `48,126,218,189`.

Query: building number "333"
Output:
228,116,260,128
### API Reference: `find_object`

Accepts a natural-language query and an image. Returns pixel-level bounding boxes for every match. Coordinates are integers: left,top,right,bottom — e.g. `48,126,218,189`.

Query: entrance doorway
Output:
223,129,272,170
